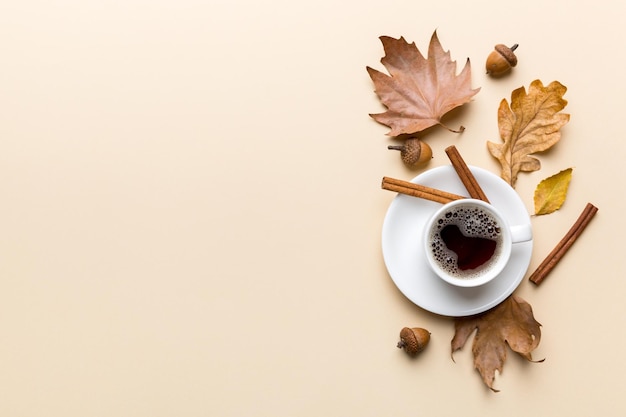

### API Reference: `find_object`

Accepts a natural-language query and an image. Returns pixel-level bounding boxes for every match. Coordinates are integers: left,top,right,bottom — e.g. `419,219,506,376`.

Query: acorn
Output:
397,327,431,356
388,138,432,168
485,44,518,76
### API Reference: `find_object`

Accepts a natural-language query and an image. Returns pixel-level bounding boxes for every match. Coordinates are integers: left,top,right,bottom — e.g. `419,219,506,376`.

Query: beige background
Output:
0,0,623,415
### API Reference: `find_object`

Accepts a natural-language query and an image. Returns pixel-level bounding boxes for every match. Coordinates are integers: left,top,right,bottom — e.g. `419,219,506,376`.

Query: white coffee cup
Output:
423,199,532,288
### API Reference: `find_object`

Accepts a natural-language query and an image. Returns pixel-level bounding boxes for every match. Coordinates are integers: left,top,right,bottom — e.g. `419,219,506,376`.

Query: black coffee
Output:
429,205,503,279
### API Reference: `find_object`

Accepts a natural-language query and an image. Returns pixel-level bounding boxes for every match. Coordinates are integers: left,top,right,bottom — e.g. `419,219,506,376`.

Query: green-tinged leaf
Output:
533,168,573,215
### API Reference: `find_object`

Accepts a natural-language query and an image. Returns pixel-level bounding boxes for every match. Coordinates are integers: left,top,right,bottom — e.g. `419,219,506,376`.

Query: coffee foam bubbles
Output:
428,205,503,279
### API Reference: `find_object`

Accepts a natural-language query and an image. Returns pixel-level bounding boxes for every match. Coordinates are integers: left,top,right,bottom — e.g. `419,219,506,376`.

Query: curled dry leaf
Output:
534,168,573,215
367,31,480,136
487,80,570,188
451,295,542,392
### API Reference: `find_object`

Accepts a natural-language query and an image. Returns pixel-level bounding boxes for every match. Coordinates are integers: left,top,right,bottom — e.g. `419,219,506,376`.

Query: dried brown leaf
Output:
451,295,542,392
487,80,570,187
534,168,573,215
367,31,480,136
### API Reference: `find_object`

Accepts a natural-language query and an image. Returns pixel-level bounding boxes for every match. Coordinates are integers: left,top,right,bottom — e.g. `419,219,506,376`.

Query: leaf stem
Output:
439,123,466,133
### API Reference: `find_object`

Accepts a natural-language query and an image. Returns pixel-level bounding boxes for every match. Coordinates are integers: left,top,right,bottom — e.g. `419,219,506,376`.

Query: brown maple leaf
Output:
451,295,542,392
367,31,480,136
487,80,570,187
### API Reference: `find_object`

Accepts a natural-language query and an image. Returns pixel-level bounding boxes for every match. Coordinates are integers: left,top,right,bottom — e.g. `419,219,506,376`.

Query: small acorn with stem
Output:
486,43,519,76
388,137,432,168
397,327,431,356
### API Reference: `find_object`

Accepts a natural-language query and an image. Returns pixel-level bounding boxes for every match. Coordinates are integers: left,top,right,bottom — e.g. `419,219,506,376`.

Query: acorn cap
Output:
494,44,518,67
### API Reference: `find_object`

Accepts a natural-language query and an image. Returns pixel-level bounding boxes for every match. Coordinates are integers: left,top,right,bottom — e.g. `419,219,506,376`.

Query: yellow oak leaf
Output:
533,168,573,215
487,80,570,187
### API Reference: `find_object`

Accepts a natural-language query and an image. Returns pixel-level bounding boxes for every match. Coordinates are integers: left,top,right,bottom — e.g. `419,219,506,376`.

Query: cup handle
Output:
511,224,533,243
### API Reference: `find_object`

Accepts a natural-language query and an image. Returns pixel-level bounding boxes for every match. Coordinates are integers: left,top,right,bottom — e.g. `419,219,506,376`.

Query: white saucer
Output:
382,165,533,317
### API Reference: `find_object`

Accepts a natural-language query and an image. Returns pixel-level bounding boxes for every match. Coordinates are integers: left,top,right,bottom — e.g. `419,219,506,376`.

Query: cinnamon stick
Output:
529,203,599,285
381,177,465,204
445,145,490,203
